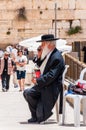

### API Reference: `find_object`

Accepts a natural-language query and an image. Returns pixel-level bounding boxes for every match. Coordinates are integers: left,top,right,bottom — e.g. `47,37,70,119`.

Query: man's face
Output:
41,41,49,49
4,54,9,59
41,41,50,60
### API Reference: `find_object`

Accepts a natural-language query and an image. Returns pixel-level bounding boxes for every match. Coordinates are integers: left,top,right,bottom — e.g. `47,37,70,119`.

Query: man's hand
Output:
31,77,38,85
19,62,24,67
37,46,42,58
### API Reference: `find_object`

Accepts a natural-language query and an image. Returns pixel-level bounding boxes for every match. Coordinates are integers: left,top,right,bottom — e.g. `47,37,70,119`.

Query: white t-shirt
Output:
16,55,27,71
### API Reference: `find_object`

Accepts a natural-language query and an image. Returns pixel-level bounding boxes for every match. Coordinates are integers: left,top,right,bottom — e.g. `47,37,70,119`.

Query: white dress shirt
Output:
40,51,52,74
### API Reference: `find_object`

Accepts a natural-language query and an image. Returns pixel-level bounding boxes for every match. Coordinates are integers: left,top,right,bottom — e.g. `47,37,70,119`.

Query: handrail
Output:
65,53,86,83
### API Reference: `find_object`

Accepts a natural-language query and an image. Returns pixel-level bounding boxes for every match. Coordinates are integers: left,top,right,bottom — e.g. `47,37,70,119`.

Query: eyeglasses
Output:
37,49,42,52
18,51,23,54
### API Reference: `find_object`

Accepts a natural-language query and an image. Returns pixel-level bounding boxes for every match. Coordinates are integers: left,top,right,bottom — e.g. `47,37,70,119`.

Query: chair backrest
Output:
62,65,69,84
58,65,69,114
79,68,86,80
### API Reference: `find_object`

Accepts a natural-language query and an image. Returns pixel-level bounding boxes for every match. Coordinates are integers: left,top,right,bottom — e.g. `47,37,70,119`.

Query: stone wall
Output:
0,0,86,48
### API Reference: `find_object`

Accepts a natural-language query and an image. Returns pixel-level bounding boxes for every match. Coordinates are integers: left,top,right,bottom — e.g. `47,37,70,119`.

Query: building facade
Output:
0,0,86,48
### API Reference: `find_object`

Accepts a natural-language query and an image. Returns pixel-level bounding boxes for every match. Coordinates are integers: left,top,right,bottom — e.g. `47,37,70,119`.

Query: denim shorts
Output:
16,70,26,80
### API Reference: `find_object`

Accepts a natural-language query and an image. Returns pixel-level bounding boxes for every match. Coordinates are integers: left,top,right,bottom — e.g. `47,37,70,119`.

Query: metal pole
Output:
55,3,57,38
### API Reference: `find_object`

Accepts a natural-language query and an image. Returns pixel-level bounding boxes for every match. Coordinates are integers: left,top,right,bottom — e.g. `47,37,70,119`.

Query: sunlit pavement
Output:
0,75,86,130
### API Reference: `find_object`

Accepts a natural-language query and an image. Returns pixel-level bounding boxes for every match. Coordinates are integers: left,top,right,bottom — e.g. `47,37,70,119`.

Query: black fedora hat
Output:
37,34,59,42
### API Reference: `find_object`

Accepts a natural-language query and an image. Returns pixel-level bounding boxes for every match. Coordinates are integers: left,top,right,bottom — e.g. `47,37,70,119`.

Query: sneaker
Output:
19,89,22,92
2,88,6,92
14,85,18,88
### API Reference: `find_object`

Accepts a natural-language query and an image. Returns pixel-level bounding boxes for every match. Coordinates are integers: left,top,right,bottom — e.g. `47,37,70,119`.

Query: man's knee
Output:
23,88,35,103
23,89,30,99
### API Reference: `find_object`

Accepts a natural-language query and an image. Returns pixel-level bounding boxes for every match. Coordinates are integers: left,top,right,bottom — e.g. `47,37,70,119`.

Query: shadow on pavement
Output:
20,119,57,125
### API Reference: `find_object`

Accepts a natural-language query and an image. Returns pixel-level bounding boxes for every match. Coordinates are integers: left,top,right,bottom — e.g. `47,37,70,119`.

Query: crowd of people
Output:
0,44,28,92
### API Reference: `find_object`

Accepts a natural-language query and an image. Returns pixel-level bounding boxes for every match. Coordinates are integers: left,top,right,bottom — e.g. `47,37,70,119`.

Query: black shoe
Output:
28,118,37,123
6,89,9,92
38,112,53,123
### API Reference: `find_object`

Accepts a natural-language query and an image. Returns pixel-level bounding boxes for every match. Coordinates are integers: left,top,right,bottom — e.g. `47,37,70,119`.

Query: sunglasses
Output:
37,48,42,51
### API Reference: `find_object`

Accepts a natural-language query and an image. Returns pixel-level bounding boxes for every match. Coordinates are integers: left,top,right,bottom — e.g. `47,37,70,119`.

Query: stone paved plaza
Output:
0,76,86,130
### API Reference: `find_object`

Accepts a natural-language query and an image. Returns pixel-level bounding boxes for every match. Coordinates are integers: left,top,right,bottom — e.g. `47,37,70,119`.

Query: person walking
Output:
0,51,14,92
15,49,27,91
10,44,18,88
23,34,65,123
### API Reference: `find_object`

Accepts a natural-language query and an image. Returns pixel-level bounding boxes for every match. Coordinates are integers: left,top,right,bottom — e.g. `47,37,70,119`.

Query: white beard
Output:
41,45,50,60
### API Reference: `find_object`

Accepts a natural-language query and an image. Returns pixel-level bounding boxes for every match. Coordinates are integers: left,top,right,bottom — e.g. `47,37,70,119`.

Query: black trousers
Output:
23,86,41,118
1,73,10,90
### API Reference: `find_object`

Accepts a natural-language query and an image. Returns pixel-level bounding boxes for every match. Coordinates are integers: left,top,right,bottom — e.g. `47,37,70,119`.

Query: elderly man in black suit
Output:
23,34,65,123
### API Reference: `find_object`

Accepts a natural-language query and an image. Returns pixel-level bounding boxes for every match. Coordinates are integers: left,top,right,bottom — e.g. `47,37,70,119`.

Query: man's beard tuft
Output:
41,45,50,60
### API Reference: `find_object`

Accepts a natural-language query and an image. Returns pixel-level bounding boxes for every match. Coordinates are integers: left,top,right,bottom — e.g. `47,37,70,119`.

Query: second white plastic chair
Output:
62,68,86,127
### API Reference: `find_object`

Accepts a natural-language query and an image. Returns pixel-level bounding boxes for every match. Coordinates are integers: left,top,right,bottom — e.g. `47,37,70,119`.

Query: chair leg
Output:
74,96,80,127
55,100,59,122
62,96,66,125
82,98,86,125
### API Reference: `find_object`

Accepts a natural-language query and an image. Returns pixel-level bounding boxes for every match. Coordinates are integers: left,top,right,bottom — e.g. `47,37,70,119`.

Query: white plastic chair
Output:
62,67,86,127
55,65,69,122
